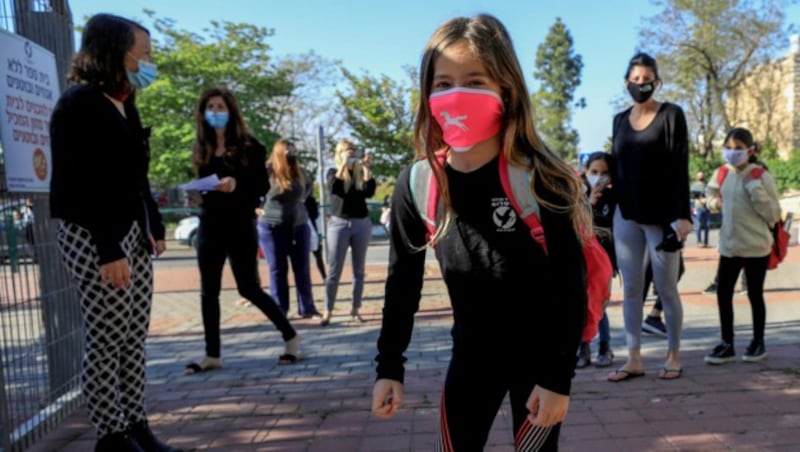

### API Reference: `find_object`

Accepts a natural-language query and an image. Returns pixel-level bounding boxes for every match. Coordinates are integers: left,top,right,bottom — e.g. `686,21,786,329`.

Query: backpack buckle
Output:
529,226,548,254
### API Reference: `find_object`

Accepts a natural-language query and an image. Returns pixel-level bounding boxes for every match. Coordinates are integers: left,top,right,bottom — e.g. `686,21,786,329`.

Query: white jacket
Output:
707,163,781,258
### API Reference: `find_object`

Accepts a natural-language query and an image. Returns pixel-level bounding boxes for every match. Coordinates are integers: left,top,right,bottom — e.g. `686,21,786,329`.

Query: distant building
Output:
726,35,800,160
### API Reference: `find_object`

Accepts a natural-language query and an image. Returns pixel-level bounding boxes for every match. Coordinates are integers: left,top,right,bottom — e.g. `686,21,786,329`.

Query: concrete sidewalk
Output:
28,244,800,451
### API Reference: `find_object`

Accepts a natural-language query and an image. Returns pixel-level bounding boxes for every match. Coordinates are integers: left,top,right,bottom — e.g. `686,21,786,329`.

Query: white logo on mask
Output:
440,111,469,131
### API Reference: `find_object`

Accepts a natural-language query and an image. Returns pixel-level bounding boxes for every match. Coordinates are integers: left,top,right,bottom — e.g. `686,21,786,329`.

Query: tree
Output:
336,67,417,181
639,0,790,159
271,52,347,177
136,11,294,187
531,18,585,159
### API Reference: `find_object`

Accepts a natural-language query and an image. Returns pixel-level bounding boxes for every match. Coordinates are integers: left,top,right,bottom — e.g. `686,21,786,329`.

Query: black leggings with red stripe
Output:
437,352,560,451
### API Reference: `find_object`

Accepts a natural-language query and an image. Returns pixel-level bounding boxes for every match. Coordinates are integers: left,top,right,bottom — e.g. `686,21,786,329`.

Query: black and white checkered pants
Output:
57,220,152,436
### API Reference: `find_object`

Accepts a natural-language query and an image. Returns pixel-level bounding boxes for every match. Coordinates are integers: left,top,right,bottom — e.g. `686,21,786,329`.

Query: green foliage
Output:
136,12,294,188
336,67,417,181
372,181,396,205
531,18,585,159
640,0,789,159
689,151,719,182
765,153,800,194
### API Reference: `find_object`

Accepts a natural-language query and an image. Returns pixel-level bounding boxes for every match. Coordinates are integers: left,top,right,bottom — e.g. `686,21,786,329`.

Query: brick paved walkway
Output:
27,243,800,451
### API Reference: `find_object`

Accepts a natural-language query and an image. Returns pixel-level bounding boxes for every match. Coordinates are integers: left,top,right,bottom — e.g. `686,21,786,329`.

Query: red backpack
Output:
409,152,613,342
716,165,790,270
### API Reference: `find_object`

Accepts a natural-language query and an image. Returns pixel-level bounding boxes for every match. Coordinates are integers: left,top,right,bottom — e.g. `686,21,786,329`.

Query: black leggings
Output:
716,255,769,344
197,215,295,357
437,352,560,451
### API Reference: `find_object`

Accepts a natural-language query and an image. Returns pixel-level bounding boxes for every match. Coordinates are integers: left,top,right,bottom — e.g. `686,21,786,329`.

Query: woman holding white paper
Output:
185,87,301,375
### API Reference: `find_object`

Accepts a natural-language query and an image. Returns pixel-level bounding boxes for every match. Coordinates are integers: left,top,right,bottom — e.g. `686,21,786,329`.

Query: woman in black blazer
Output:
49,14,180,452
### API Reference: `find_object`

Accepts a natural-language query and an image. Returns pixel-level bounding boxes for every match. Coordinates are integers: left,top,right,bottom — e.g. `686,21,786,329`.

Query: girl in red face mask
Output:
371,14,590,451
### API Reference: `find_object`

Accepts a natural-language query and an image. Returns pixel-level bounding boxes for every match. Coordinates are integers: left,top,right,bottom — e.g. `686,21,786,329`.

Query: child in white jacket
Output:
704,127,781,365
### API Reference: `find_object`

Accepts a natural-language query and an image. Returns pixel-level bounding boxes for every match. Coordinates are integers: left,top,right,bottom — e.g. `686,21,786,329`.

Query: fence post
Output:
3,213,19,273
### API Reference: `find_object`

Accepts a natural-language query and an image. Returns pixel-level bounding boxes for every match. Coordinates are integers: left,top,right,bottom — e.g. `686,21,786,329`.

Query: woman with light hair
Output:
320,139,376,326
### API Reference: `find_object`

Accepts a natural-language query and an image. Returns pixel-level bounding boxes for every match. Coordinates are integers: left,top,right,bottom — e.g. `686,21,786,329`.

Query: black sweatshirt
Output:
611,102,691,225
197,137,269,220
375,156,587,395
326,168,376,219
50,85,164,264
583,177,618,273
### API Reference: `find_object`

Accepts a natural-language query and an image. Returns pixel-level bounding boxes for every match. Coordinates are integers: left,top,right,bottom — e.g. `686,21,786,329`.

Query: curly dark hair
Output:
70,13,150,94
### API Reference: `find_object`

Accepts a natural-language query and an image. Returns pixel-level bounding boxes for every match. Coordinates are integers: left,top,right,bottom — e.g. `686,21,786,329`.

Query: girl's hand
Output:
589,184,604,206
526,385,569,427
371,379,404,419
216,177,237,193
675,218,693,241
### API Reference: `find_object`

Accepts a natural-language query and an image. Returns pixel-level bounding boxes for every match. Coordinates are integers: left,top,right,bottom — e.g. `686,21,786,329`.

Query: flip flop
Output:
184,357,222,375
658,367,683,380
277,353,301,365
607,368,646,382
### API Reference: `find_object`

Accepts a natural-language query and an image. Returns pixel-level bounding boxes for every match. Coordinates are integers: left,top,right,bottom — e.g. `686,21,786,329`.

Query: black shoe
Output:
128,420,183,452
742,340,768,362
575,342,591,369
642,315,667,337
96,431,145,452
704,342,736,365
704,282,717,293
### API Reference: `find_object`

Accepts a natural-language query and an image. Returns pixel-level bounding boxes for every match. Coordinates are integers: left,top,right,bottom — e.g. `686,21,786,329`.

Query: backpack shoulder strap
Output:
498,153,547,254
716,165,729,187
408,152,447,241
749,166,765,179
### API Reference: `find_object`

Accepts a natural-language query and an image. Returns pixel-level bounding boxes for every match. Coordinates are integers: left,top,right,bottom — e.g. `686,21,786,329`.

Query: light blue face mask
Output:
722,148,750,167
126,59,157,89
204,111,229,130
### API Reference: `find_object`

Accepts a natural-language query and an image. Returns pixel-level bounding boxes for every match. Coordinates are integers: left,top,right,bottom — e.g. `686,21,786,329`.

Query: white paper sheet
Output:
179,174,220,191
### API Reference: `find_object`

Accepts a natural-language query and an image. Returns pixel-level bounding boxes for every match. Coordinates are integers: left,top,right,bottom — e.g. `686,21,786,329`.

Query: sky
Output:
69,0,800,154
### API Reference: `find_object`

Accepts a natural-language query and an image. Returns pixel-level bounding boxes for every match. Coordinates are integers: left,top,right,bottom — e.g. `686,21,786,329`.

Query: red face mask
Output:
429,87,504,152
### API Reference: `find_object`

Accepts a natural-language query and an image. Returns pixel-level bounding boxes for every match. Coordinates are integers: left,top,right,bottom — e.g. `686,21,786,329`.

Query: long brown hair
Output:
414,14,591,243
192,87,251,174
268,139,304,192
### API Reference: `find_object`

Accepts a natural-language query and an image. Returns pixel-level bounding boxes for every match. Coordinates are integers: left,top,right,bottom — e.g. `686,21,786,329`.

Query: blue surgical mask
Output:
723,148,750,167
126,59,157,89
204,111,229,129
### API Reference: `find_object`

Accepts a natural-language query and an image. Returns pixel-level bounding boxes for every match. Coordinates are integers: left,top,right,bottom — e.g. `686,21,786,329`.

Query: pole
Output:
316,125,327,263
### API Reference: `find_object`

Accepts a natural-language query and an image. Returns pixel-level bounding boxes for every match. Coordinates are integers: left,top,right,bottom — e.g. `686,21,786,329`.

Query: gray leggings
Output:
324,216,372,311
613,209,683,351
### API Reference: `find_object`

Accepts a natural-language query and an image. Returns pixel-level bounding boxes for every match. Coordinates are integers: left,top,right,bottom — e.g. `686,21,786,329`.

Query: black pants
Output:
197,215,296,357
436,352,560,451
716,255,769,344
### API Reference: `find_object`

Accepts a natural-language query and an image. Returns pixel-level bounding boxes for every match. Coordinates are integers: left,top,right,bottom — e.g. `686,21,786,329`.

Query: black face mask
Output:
627,81,656,104
287,155,297,166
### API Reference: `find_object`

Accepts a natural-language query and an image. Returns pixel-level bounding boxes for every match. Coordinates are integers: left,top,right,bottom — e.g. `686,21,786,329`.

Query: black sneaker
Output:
575,342,591,368
704,342,736,365
704,282,717,293
642,316,667,337
742,340,768,362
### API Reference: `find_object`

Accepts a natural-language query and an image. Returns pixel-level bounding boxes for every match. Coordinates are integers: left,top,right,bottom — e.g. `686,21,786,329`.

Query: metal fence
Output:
0,1,83,451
